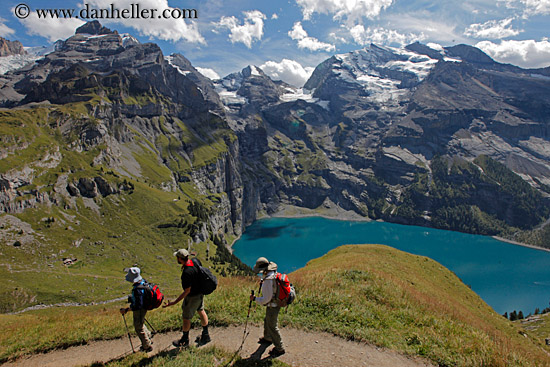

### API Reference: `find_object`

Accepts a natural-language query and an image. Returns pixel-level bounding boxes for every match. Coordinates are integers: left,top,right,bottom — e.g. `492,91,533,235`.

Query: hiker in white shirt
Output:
250,257,285,357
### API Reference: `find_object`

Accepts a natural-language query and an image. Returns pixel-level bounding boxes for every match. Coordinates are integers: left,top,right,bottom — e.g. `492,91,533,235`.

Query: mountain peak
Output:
75,21,116,36
444,44,494,64
242,65,265,78
405,41,443,60
0,37,26,56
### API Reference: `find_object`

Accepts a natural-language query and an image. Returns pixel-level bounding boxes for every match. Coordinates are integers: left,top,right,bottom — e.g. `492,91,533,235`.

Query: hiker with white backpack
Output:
250,257,287,357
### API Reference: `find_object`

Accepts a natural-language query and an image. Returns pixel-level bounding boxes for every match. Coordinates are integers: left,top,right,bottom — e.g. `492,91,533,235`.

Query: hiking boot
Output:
139,345,153,353
195,334,211,346
172,337,189,348
258,337,272,345
268,348,285,357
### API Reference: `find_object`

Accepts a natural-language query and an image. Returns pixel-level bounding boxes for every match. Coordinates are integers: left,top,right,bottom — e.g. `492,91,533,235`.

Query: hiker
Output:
120,267,153,352
163,249,211,348
250,257,285,357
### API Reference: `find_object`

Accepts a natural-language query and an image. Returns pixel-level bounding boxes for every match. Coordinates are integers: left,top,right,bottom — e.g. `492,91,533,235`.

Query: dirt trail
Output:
2,325,433,367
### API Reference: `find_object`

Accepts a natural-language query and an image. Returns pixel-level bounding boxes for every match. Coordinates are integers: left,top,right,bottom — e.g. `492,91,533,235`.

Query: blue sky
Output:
1,0,550,86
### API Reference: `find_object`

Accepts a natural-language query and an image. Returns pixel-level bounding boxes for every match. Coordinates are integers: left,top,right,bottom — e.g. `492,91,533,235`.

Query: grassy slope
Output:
0,101,237,312
1,245,549,367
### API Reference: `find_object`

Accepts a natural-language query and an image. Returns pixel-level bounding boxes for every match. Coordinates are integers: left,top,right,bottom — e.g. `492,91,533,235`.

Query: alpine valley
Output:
1,21,549,312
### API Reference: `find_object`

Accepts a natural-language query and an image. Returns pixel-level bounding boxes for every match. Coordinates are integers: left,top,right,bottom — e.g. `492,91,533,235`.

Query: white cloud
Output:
272,13,279,20
499,0,550,16
350,25,424,46
426,42,444,52
289,22,308,40
195,66,220,80
214,10,266,48
296,0,394,25
288,22,335,52
0,18,15,38
384,13,466,45
260,59,315,87
476,39,550,68
521,0,550,15
86,0,205,44
19,12,84,42
464,18,520,39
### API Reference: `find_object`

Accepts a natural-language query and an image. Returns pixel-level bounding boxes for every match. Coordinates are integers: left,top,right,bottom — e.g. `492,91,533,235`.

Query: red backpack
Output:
275,273,296,307
138,282,164,310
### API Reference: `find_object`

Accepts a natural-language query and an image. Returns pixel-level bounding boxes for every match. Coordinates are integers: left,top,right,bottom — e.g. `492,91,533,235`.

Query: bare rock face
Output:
224,42,550,236
0,37,25,56
75,20,116,35
1,21,549,246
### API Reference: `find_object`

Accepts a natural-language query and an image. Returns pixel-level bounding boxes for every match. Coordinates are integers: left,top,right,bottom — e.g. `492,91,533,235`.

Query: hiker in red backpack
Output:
120,267,153,352
250,257,285,357
163,249,211,348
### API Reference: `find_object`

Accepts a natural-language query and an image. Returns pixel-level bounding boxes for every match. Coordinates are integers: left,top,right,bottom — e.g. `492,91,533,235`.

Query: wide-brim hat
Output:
267,261,278,271
253,257,277,273
124,267,142,283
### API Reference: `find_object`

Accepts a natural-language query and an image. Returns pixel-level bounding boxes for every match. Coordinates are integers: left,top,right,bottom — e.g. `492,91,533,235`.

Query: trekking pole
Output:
221,289,255,367
144,317,157,335
122,313,135,353
245,290,254,330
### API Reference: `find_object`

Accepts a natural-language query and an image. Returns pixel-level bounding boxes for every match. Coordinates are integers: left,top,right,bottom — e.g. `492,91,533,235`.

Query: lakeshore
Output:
233,216,550,314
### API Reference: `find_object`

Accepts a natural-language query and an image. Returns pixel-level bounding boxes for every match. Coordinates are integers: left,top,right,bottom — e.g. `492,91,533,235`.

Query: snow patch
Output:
0,54,40,75
530,73,550,81
443,57,462,63
214,84,247,105
121,33,139,47
332,45,442,106
279,87,330,110
250,65,261,76
165,56,191,76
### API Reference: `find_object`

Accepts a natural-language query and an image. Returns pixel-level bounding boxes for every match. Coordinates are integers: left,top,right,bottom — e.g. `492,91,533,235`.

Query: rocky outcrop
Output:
0,37,25,56
75,20,116,35
2,22,549,247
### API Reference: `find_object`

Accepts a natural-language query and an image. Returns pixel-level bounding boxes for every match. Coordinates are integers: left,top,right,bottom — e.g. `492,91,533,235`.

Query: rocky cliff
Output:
1,22,550,254
0,37,25,57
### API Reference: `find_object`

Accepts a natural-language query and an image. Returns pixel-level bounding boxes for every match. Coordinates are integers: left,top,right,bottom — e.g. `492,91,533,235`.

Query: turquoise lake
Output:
232,216,550,315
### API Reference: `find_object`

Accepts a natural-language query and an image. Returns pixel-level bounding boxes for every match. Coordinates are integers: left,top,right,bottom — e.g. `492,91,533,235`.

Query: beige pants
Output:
264,306,283,350
133,309,152,349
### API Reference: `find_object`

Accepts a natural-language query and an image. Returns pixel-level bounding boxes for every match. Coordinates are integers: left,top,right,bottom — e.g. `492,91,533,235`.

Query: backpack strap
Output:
184,259,194,267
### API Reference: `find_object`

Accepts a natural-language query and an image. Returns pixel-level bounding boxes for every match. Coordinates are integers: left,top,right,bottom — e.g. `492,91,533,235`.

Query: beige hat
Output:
174,249,189,259
253,257,277,273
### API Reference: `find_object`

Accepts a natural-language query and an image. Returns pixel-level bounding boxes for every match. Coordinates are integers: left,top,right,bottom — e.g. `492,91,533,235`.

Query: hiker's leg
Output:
181,294,202,332
133,309,152,349
195,295,210,342
182,318,191,332
265,306,283,350
196,295,207,327
198,309,208,326
262,309,272,342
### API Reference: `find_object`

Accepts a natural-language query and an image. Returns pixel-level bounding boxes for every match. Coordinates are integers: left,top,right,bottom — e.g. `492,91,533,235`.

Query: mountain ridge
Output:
0,22,549,312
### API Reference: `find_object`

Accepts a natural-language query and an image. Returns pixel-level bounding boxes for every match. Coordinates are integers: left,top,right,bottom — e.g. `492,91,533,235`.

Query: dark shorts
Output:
182,294,204,320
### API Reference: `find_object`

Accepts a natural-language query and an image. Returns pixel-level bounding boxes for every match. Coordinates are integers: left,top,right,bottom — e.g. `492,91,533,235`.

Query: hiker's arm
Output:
163,287,191,307
254,279,274,305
